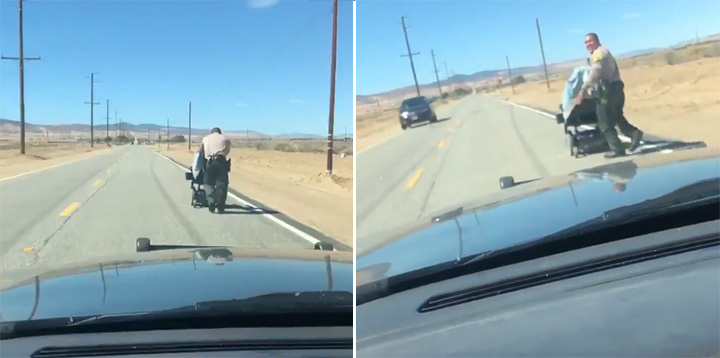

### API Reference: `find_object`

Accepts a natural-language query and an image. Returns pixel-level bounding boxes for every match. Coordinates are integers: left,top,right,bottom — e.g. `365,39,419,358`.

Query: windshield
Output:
401,97,427,108
0,0,354,328
355,1,720,265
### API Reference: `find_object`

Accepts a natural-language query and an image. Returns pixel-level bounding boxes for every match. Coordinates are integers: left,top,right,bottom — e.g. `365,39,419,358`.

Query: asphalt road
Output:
0,145,323,272
356,94,701,254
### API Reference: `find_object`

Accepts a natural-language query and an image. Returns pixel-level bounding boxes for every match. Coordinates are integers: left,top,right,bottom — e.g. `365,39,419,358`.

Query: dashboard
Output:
0,326,352,357
357,220,720,357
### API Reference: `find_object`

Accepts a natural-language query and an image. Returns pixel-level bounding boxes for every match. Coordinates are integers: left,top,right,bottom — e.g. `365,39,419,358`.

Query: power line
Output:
400,16,421,97
1,0,41,155
84,73,100,147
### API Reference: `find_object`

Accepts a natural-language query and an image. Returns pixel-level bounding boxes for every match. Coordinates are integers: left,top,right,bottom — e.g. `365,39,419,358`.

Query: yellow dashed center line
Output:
438,140,445,148
59,202,80,217
406,169,425,189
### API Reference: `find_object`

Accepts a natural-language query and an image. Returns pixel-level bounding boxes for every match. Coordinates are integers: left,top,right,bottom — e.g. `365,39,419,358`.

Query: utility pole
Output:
114,110,118,137
444,61,451,92
105,99,110,139
187,101,192,150
166,118,170,150
326,0,338,175
536,18,550,91
84,73,100,147
430,49,443,98
1,0,41,155
505,55,515,94
400,16,421,97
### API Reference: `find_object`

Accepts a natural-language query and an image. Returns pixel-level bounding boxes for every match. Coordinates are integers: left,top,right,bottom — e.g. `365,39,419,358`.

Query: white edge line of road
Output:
0,152,104,183
154,151,322,246
497,97,633,143
356,130,401,156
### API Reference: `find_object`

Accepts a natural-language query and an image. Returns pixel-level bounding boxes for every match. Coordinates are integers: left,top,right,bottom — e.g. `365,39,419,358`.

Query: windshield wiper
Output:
1,292,352,339
66,291,353,327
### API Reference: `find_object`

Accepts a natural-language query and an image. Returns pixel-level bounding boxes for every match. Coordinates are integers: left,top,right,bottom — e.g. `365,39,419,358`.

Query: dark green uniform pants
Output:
204,156,229,208
596,81,640,152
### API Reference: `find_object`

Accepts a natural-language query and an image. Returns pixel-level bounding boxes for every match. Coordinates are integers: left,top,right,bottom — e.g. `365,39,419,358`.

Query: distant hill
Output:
276,133,324,139
0,118,324,139
357,33,720,104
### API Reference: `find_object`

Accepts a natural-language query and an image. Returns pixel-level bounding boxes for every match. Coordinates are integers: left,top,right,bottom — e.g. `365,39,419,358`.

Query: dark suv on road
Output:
398,96,437,130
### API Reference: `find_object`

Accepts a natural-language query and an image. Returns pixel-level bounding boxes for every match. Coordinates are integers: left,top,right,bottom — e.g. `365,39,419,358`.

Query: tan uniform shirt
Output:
201,133,231,160
584,45,622,90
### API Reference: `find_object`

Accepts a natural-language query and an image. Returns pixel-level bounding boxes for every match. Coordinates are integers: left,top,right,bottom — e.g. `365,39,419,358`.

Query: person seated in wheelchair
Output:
198,127,231,213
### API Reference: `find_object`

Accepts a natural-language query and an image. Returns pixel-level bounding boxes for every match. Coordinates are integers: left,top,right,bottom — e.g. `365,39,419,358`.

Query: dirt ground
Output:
0,142,111,180
489,48,720,149
161,146,353,246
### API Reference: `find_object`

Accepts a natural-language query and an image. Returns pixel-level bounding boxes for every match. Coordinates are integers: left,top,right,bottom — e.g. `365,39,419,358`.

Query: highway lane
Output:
0,145,320,272
356,94,693,254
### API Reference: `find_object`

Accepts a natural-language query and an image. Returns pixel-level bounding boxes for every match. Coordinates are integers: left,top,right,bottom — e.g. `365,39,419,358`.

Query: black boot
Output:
629,130,643,152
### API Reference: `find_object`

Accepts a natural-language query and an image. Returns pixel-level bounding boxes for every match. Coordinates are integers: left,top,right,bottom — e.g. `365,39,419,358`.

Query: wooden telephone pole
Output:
1,0,41,154
84,73,100,147
325,0,338,175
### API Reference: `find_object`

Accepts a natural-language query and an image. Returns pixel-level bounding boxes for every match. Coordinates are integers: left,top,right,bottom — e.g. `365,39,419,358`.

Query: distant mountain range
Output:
0,118,330,139
357,33,720,105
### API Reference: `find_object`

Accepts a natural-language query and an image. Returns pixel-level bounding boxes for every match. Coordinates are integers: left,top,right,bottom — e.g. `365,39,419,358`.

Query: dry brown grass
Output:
0,141,112,179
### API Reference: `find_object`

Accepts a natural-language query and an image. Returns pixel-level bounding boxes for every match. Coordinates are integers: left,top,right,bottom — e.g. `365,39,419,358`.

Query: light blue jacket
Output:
562,65,594,120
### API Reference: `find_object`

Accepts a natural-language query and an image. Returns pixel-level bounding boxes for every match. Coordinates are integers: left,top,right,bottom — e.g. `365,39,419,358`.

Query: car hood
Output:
357,148,720,287
0,247,352,323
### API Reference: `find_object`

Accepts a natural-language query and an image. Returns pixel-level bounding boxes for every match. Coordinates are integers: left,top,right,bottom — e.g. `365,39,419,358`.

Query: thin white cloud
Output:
623,13,641,19
290,99,305,104
567,29,584,34
248,0,279,9
236,102,250,108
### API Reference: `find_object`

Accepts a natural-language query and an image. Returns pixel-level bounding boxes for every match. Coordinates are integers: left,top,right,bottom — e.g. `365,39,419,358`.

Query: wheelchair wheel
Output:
567,134,578,157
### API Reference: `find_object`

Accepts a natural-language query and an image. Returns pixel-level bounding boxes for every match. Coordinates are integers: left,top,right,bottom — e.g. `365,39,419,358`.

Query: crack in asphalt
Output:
150,152,207,246
30,167,120,264
508,106,551,178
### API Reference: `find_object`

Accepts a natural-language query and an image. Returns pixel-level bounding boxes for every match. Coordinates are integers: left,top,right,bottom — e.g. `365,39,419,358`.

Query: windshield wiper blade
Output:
66,291,353,327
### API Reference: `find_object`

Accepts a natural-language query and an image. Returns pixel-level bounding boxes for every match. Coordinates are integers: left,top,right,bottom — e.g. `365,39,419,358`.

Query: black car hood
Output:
357,149,720,286
0,248,352,323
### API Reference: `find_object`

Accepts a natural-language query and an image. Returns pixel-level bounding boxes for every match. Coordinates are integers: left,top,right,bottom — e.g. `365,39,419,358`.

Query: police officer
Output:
198,127,231,213
577,33,643,158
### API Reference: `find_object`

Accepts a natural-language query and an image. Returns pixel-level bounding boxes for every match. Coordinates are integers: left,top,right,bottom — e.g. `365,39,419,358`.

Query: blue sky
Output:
0,0,353,136
357,0,720,95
